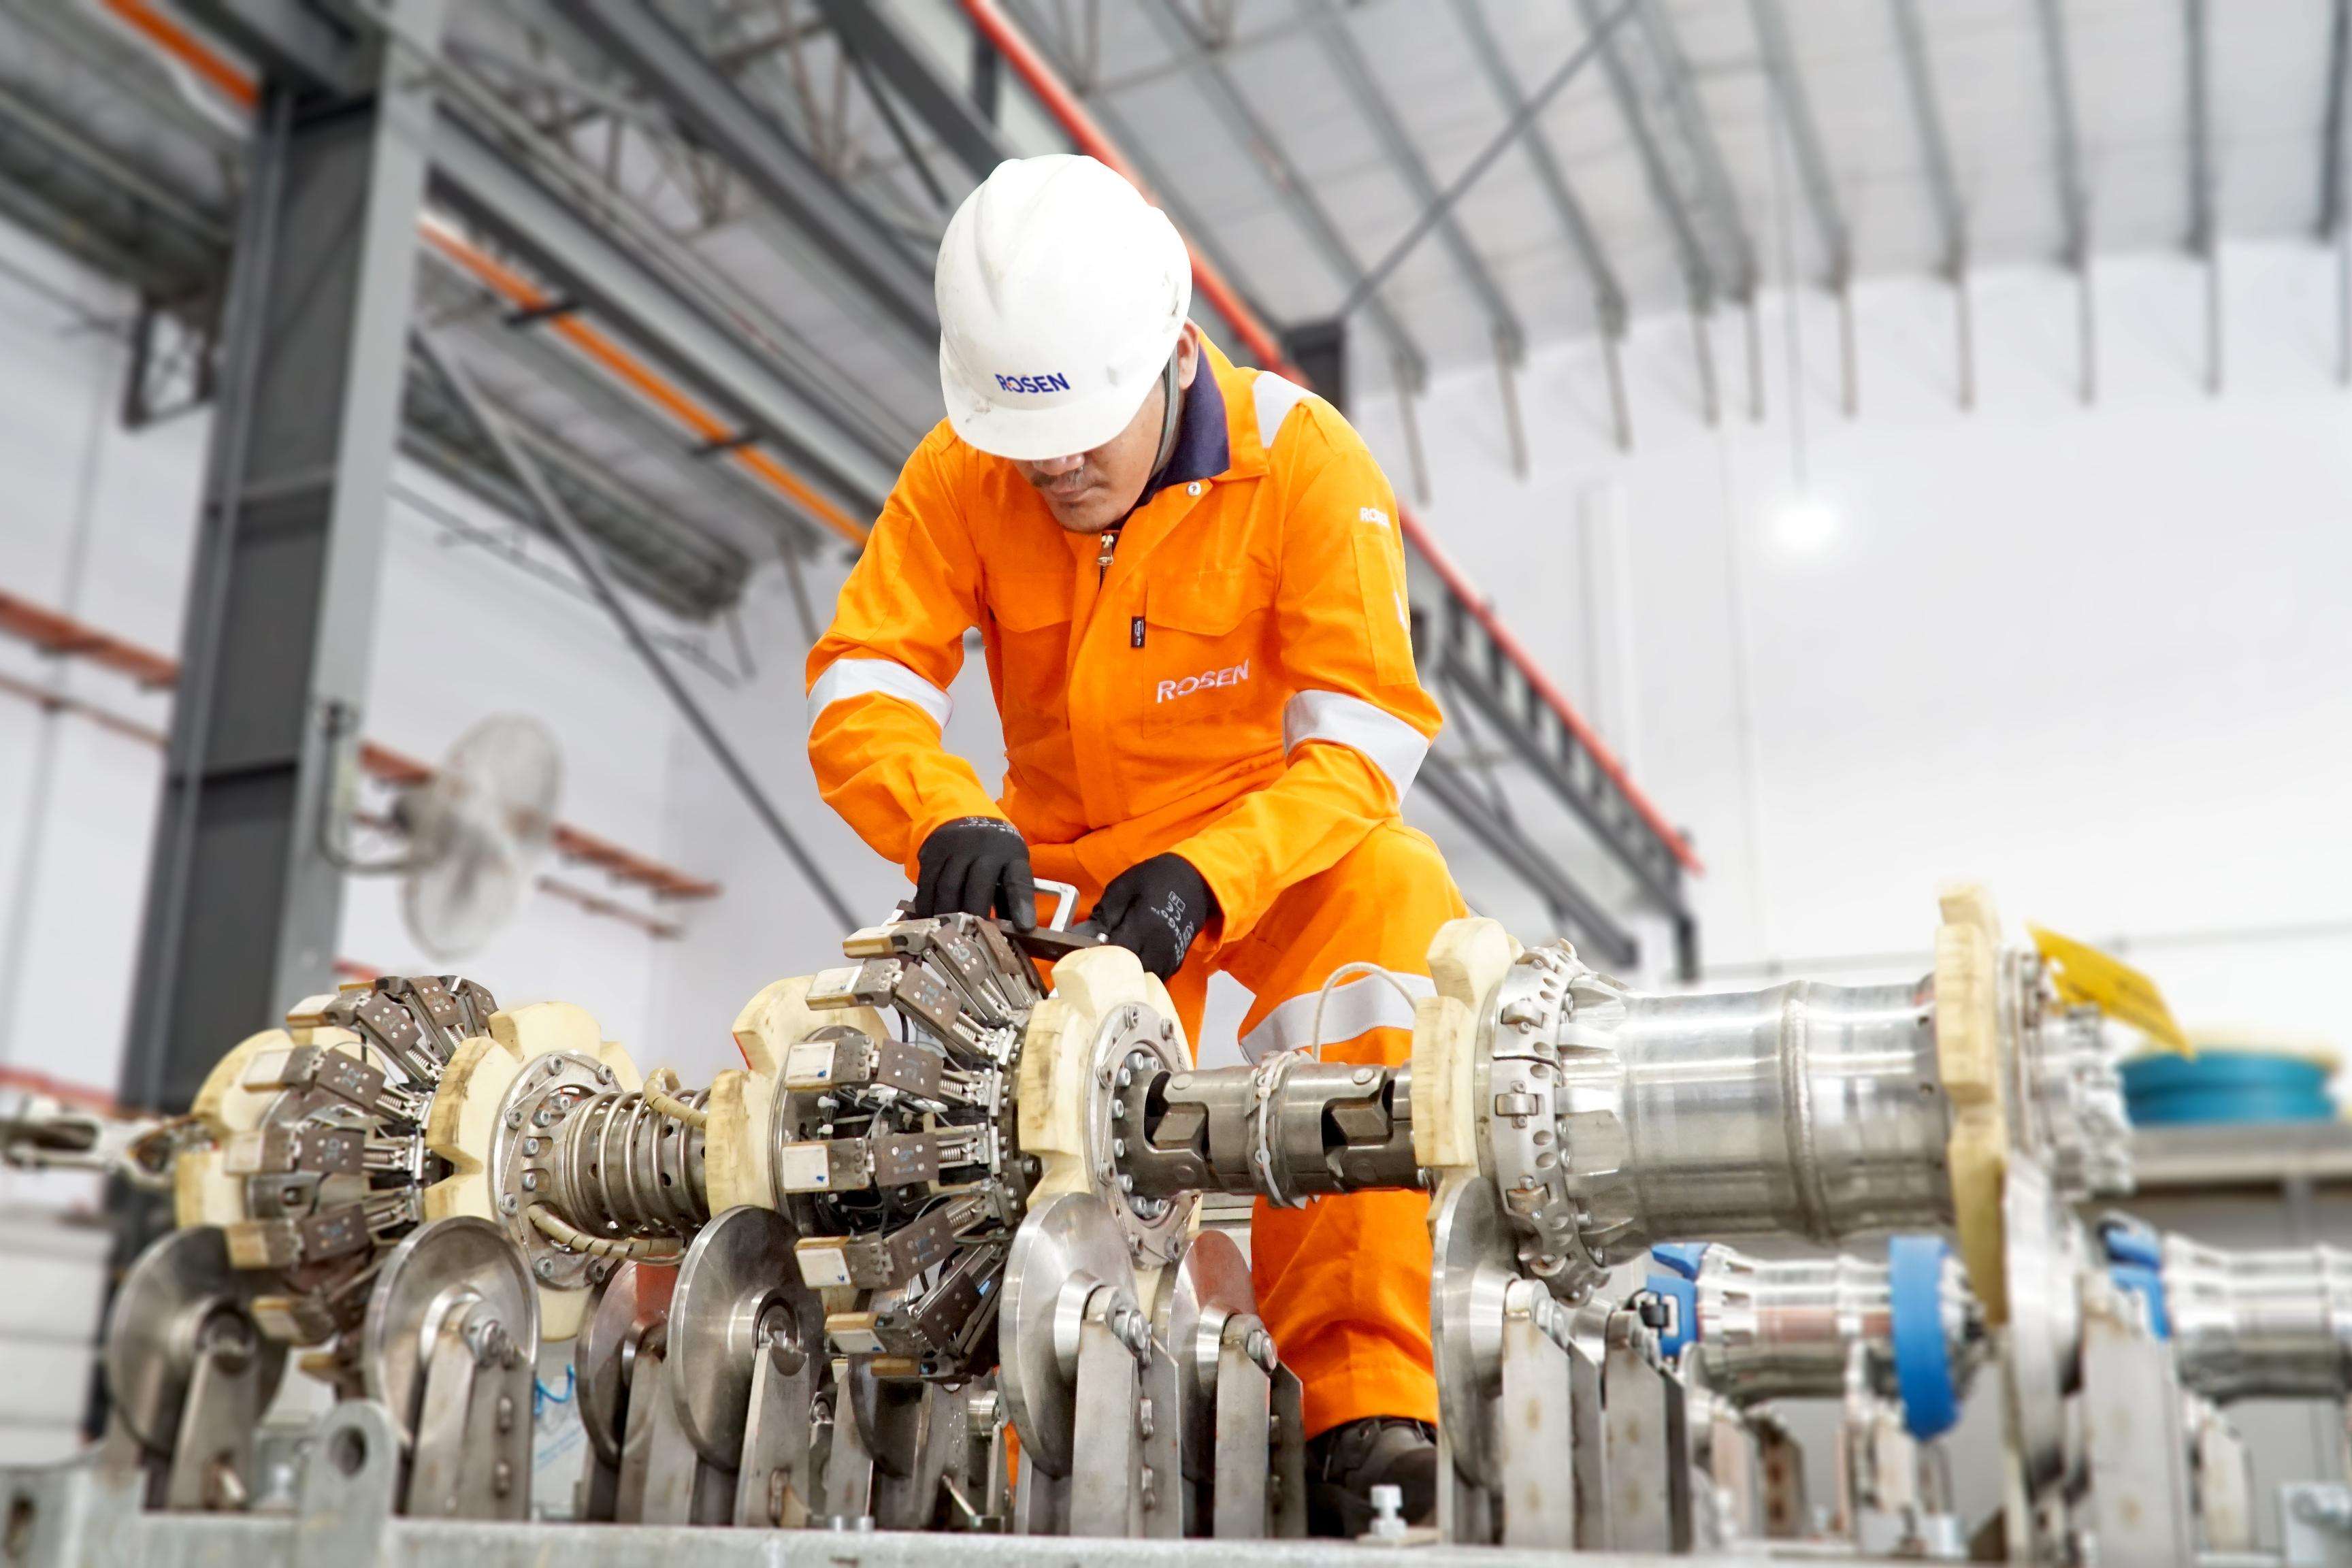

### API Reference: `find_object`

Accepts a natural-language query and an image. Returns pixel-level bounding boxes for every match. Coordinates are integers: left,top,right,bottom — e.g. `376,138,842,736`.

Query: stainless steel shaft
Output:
2166,1237,2352,1403
1688,1248,1898,1404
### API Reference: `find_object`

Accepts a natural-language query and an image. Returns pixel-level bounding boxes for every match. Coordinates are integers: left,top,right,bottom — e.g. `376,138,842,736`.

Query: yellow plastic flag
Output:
2026,924,2193,1057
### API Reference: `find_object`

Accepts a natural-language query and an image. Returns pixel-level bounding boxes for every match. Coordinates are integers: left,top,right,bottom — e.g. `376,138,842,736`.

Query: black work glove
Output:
1092,854,1216,980
913,817,1036,930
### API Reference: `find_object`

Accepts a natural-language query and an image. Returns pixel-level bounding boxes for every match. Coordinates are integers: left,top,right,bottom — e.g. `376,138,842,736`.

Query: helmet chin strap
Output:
1108,350,1188,532
1147,348,1185,478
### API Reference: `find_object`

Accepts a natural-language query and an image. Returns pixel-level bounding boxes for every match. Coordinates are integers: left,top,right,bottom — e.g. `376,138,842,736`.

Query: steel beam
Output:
1448,0,1631,444
1633,0,1760,307
1748,0,1853,414
399,367,748,621
122,1,446,1115
1748,0,1849,292
2323,0,2351,238
1570,0,1724,420
427,112,900,510
1888,0,1973,408
1130,0,1431,390
1296,0,1526,361
419,262,829,557
1418,753,1639,971
549,0,936,344
2185,0,2221,395
411,329,858,929
2032,0,2096,404
807,0,1004,176
0,81,225,305
1422,602,1692,936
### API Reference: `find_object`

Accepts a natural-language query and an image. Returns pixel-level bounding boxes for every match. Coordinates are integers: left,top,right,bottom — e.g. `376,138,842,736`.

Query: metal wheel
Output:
576,1260,676,1466
998,1192,1132,1478
668,1207,817,1467
1150,1228,1254,1479
105,1227,285,1454
361,1216,538,1439
1430,1173,1514,1489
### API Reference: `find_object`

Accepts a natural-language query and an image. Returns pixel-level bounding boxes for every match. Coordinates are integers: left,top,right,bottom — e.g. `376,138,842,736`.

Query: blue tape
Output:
1888,1235,1960,1441
1646,1272,1698,1360
1650,1243,1710,1281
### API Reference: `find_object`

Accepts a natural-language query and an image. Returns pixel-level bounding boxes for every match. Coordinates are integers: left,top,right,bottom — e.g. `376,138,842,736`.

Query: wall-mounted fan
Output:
326,713,562,961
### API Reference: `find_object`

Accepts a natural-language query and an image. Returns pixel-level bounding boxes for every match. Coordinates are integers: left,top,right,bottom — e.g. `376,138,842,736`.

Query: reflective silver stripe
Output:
1239,970,1435,1062
806,657,952,732
1282,689,1428,799
1253,372,1311,449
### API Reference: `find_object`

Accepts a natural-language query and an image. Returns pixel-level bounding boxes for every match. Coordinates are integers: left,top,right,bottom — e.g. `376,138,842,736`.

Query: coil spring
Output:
547,1086,710,1243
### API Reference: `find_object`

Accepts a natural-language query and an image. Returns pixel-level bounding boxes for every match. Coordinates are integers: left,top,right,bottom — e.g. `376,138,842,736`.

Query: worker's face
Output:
1017,327,1201,533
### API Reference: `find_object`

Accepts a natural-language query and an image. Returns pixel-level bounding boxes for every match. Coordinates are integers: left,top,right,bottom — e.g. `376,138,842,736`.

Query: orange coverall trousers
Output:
1035,820,1465,1435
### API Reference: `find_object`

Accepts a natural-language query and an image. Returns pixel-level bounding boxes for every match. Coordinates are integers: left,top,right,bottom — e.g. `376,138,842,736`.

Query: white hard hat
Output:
935,154,1193,461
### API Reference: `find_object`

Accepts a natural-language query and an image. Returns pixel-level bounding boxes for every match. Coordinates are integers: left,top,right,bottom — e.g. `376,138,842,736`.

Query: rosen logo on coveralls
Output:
1158,661,1250,704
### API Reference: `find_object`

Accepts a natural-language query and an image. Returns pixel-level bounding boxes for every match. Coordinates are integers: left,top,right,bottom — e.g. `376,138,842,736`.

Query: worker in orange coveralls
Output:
806,154,1465,1534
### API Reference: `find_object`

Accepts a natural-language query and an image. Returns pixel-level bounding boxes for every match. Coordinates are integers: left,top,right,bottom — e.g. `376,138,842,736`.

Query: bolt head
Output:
504,1110,523,1130
534,1257,557,1279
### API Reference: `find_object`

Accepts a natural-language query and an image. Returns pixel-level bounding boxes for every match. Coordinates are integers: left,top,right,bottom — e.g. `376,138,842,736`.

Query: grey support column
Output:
122,2,446,1113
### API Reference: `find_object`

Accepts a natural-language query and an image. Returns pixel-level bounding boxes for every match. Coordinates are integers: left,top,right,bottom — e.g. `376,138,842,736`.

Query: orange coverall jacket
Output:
805,340,1441,949
806,340,1452,1434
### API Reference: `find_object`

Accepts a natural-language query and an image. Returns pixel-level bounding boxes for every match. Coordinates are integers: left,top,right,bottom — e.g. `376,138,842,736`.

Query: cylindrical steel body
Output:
1598,978,1954,1243
1692,1249,1896,1405
2165,1237,2352,1403
549,1088,711,1239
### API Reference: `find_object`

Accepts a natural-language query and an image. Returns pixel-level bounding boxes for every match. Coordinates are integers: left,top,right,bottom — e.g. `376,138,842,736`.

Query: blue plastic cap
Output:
2097,1217,2163,1271
1646,1272,1698,1359
1650,1243,1711,1281
1888,1235,1961,1441
2109,1262,2170,1339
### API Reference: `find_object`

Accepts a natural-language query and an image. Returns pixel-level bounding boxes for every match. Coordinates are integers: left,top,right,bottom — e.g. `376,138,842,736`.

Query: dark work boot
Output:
1305,1416,1438,1539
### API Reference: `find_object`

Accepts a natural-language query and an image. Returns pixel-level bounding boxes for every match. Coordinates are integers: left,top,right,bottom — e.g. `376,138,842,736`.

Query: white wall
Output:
1352,238,2352,1047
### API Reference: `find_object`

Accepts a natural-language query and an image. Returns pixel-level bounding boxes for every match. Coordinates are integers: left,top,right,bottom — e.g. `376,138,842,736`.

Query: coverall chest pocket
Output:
986,571,1075,756
1139,569,1269,734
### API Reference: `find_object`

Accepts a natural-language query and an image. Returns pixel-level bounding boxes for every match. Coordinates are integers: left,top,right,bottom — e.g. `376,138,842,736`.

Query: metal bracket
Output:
293,1401,400,1568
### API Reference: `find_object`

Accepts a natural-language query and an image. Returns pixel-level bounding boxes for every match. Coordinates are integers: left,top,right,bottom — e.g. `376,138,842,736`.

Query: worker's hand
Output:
913,817,1038,930
1092,855,1217,980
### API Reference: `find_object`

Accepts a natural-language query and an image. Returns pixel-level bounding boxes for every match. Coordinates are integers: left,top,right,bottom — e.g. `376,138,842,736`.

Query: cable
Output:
1307,961,1426,1058
525,1202,683,1262
642,1066,709,1130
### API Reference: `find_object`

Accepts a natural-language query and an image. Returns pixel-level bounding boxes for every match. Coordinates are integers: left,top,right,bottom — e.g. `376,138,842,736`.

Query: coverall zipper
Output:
1096,528,1119,585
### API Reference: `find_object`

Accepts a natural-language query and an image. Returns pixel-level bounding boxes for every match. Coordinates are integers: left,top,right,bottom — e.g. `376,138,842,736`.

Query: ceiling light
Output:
1772,500,1835,552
